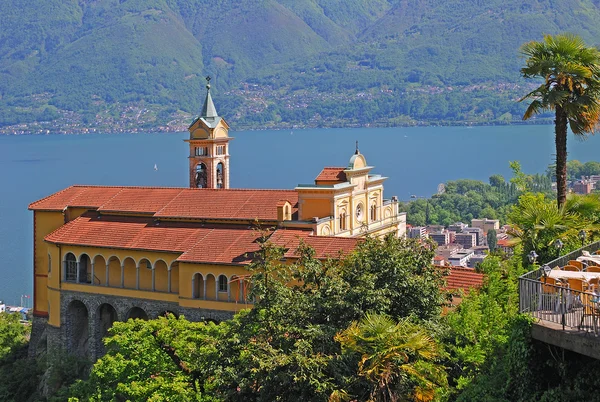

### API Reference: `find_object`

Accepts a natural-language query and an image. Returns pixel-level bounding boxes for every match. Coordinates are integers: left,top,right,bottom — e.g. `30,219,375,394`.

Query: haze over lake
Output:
2,124,599,305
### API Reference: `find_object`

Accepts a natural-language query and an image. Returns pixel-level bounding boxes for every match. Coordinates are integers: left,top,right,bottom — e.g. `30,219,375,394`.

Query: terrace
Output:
519,241,600,360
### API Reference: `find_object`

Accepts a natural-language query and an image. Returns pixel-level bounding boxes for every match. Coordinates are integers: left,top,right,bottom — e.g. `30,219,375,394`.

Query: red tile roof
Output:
30,186,298,221
315,167,347,183
45,213,263,265
44,215,359,264
441,266,484,292
154,189,298,221
270,228,360,259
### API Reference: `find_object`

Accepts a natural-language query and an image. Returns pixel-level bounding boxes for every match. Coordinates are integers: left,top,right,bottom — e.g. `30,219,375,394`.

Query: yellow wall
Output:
300,198,332,221
34,211,65,316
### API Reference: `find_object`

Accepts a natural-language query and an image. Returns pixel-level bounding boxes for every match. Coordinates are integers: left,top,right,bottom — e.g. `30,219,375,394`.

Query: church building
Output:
28,79,406,359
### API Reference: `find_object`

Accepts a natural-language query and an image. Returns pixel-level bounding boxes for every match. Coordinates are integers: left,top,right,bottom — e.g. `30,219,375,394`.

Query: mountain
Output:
2,0,600,133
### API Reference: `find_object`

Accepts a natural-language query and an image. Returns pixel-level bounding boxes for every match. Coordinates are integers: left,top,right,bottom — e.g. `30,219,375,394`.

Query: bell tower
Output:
186,76,232,189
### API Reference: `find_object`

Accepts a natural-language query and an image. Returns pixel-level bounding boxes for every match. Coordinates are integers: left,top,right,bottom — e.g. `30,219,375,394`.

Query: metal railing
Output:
519,240,600,335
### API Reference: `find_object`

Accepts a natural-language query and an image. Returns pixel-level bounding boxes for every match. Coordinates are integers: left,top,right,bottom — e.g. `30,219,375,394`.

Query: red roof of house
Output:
315,167,347,183
442,266,484,292
44,214,359,264
29,186,299,221
270,228,360,259
497,239,513,247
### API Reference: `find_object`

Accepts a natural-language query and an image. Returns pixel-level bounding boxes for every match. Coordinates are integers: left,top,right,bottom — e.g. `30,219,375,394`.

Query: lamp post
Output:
542,264,552,277
554,239,564,257
579,230,587,248
528,250,538,265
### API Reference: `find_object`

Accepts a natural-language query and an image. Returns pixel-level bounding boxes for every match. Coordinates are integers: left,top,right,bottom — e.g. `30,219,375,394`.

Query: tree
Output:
487,229,497,252
507,193,596,263
335,313,447,402
489,174,505,188
0,313,28,361
520,34,600,208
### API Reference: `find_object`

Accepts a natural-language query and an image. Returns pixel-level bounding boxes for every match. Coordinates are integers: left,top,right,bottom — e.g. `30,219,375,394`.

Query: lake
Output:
1,124,599,305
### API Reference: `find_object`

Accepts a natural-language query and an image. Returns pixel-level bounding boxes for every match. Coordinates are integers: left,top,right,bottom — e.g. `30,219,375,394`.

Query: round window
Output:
356,203,364,220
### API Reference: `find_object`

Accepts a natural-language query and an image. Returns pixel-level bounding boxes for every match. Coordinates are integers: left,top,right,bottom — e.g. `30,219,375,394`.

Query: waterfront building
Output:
28,81,406,359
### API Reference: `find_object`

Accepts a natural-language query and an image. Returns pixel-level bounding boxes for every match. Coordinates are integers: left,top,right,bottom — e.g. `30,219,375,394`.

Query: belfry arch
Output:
65,300,89,357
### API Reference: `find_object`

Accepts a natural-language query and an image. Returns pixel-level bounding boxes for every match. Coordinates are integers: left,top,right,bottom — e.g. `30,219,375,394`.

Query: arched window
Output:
370,204,377,222
339,211,347,231
65,253,77,282
192,273,204,299
218,274,228,292
195,163,207,188
216,162,224,189
48,254,52,274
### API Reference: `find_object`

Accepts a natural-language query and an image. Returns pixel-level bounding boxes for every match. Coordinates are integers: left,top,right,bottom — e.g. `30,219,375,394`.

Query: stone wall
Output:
31,290,234,361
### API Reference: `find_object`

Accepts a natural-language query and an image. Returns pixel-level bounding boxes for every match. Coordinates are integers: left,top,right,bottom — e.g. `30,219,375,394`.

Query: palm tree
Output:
508,193,600,263
520,34,600,208
335,313,447,402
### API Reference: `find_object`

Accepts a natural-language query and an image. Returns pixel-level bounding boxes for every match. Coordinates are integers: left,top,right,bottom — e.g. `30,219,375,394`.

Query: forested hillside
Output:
3,0,600,133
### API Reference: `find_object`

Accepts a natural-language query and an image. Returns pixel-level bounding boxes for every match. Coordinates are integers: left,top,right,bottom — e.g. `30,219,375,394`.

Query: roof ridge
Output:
154,188,186,217
70,184,298,193
28,185,76,209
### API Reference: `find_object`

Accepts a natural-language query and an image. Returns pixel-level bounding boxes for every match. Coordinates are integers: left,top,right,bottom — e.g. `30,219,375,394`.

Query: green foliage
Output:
507,192,600,264
6,1,600,130
401,163,553,227
487,229,498,252
336,313,447,402
547,159,600,181
0,313,28,360
444,253,524,392
65,235,446,401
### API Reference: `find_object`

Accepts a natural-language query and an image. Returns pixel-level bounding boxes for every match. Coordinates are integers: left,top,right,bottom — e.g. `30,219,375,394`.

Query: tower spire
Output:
201,76,218,118
355,140,359,155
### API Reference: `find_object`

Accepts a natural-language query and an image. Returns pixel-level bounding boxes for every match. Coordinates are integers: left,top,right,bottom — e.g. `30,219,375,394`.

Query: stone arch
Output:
154,259,169,292
78,253,92,283
107,255,121,287
96,303,118,357
195,163,208,188
321,225,331,236
66,300,89,357
216,162,225,189
192,273,205,299
121,256,136,289
138,258,153,291
169,261,179,294
64,252,77,282
92,254,106,285
384,207,392,218
205,274,216,300
126,307,148,321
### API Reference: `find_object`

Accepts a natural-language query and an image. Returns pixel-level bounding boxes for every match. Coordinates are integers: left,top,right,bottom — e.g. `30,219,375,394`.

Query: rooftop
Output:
44,213,360,264
30,185,299,222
